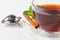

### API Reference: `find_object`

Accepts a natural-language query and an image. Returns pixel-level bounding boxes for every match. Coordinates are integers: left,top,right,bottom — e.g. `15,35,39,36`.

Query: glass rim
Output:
32,0,60,9
32,0,52,16
32,0,38,9
32,0,60,16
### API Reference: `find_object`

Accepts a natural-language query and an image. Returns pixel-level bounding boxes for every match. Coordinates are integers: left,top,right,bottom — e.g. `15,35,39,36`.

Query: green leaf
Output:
23,10,29,14
29,6,32,12
23,6,34,19
29,6,34,19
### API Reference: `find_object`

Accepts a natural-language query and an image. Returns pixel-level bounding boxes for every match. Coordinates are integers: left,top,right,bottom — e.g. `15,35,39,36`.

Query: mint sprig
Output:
23,6,34,19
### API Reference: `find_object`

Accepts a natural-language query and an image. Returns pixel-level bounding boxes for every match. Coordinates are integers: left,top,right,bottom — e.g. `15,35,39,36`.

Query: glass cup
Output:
32,0,60,37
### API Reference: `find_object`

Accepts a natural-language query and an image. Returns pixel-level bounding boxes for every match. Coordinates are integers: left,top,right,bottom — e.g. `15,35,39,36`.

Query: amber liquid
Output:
34,4,60,32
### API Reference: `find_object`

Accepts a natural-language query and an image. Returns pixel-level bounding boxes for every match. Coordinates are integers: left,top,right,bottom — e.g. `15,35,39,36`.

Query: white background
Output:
0,0,60,40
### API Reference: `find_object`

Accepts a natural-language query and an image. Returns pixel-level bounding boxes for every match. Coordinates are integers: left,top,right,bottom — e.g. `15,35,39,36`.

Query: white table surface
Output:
0,0,60,40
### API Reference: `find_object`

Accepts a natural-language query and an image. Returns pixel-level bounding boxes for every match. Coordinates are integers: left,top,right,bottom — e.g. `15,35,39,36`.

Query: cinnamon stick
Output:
23,14,39,28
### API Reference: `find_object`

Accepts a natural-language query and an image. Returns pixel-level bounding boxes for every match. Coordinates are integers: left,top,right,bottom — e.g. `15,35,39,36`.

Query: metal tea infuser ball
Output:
1,14,21,24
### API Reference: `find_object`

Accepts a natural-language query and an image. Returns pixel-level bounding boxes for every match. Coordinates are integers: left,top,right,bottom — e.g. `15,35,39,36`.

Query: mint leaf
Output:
29,6,34,19
23,10,29,14
23,6,34,19
29,6,32,12
23,10,30,16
